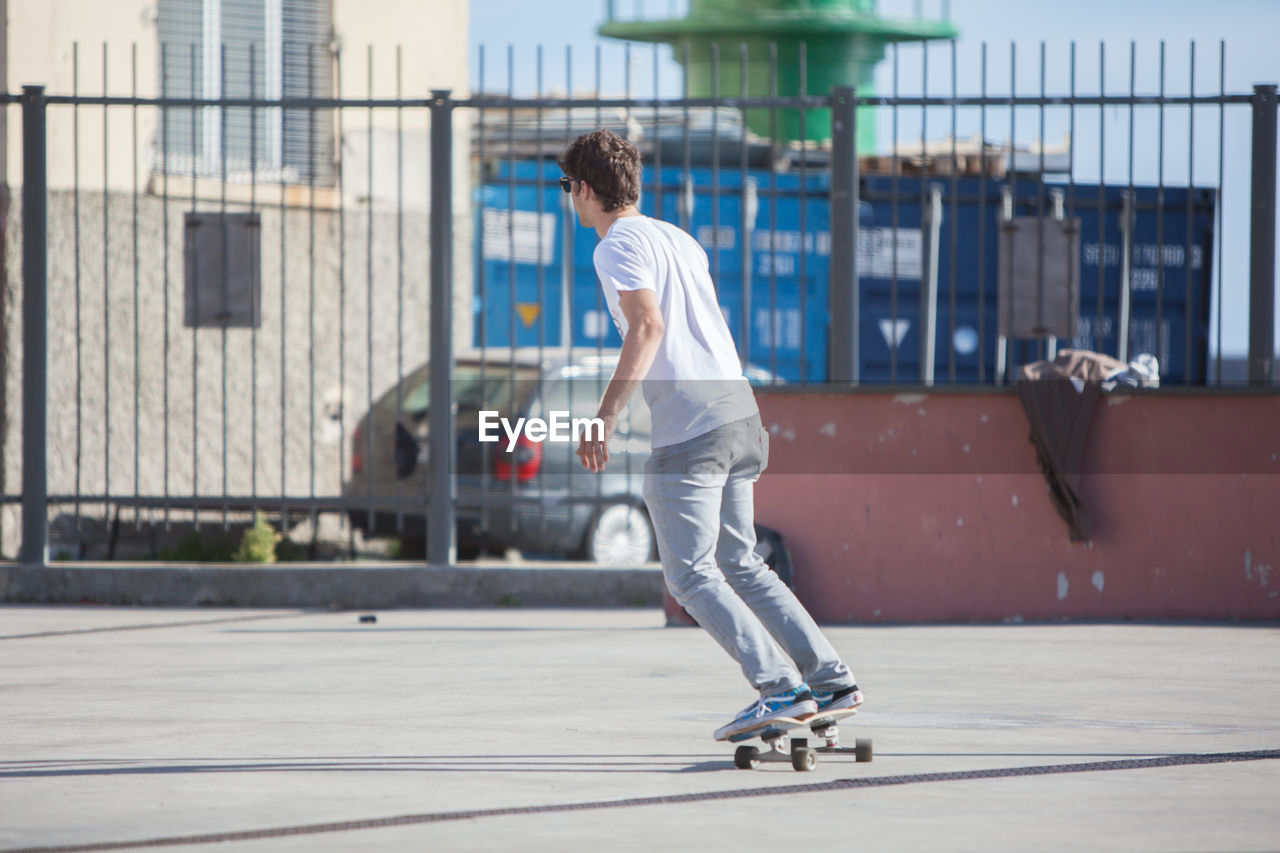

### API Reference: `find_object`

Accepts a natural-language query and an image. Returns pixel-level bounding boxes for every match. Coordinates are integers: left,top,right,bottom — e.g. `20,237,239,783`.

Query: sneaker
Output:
812,684,864,715
713,685,818,742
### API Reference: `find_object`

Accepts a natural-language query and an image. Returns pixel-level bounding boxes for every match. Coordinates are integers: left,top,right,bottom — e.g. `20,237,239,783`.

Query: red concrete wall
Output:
748,390,1280,623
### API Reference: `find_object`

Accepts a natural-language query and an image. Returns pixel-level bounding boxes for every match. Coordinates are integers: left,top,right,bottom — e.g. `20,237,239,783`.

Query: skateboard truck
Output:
731,712,872,772
811,719,874,762
734,733,819,771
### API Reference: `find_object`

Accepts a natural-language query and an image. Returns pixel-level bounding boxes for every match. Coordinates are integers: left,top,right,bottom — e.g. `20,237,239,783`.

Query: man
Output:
559,129,862,741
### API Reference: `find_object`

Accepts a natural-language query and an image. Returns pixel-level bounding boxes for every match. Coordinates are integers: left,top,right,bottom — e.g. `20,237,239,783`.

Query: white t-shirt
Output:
593,215,758,448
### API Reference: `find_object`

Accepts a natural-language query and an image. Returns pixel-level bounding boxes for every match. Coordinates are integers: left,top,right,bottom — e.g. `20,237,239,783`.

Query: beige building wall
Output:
6,0,159,193
5,0,471,200
2,0,473,559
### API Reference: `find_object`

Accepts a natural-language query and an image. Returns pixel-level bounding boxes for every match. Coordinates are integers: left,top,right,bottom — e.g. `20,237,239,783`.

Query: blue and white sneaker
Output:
714,685,818,742
811,684,864,716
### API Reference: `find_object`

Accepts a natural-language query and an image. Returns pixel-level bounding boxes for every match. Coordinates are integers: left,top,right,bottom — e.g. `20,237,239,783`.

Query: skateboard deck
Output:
721,707,871,772
720,706,859,743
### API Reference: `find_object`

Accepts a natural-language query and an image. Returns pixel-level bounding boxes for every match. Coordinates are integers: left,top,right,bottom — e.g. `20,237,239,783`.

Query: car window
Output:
539,374,609,420
538,371,652,439
399,364,540,417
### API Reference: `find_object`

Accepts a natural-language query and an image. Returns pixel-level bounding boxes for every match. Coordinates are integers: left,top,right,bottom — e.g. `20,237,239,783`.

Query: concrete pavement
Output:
1,606,1278,851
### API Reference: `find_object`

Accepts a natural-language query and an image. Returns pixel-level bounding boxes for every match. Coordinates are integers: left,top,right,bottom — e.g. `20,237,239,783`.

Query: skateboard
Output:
722,708,872,772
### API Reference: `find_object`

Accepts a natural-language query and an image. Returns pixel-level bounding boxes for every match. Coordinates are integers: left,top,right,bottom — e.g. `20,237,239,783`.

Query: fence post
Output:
1249,83,1277,385
428,90,456,567
19,86,48,567
829,85,860,383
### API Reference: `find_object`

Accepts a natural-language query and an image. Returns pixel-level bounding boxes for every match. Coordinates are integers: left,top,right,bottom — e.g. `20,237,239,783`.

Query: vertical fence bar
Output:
219,42,230,529
537,45,548,530
562,44,574,521
977,42,987,384
1214,42,1225,384
73,47,83,534
537,44,546,361
767,41,778,382
1184,41,1195,385
1248,83,1278,385
1097,43,1106,360
1067,42,1077,367
1003,41,1016,383
829,85,859,383
132,45,142,529
594,42,604,392
20,85,49,566
279,48,290,528
161,44,172,528
477,44,490,535
622,44,637,534
249,42,259,519
306,42,318,533
796,41,808,381
1035,43,1046,351
919,42,930,380
948,39,958,384
1156,41,1166,378
190,42,201,528
507,47,520,533
428,89,456,566
889,43,899,383
593,45,604,512
102,44,112,512
506,46,516,516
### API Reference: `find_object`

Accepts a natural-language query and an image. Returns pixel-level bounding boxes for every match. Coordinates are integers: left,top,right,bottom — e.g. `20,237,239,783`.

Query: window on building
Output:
155,0,335,186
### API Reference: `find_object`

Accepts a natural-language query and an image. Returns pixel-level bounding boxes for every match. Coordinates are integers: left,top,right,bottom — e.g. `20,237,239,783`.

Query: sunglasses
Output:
559,176,579,194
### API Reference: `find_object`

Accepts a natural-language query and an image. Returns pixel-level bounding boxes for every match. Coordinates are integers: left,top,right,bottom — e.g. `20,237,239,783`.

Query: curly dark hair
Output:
557,129,642,212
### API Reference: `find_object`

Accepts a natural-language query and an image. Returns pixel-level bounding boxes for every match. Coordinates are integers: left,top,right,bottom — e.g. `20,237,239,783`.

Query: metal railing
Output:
4,38,1277,569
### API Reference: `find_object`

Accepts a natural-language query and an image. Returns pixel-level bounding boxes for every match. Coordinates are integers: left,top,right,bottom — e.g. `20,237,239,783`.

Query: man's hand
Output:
576,410,618,472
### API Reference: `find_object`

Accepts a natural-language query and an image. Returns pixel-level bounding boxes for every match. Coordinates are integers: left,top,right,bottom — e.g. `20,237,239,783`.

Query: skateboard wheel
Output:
792,748,817,771
734,746,760,770
855,738,873,763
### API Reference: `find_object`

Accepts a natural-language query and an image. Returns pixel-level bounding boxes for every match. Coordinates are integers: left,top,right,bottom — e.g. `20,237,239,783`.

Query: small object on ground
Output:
723,708,870,772
358,614,377,624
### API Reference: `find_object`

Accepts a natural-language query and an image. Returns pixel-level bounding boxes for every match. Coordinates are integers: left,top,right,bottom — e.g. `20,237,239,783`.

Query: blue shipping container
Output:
474,160,1215,384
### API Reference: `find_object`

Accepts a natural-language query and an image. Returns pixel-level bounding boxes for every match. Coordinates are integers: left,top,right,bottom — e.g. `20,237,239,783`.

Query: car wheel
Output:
585,503,654,566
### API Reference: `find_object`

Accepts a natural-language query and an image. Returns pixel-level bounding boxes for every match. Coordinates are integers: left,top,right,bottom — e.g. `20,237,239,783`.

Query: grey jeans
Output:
642,413,855,697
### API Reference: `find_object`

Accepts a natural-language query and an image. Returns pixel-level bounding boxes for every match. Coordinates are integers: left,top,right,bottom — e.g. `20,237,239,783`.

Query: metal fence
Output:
4,39,1277,568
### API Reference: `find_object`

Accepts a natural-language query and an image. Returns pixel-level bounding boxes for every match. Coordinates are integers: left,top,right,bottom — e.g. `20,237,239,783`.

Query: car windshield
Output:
400,364,540,418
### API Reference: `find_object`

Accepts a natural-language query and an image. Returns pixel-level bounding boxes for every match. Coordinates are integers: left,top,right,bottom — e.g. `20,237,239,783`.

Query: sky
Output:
468,0,1280,360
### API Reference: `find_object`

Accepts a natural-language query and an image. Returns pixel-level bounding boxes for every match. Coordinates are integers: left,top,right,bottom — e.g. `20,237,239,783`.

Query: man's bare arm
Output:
577,288,665,472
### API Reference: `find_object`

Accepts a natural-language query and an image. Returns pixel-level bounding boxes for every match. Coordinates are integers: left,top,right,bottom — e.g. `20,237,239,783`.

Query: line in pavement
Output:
0,611,314,641
4,749,1278,852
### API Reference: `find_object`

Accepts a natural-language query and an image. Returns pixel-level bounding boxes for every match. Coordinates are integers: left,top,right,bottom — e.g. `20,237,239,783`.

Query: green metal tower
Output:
599,0,958,149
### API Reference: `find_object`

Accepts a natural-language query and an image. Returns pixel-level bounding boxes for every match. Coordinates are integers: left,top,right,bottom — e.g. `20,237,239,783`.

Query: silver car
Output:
344,348,781,565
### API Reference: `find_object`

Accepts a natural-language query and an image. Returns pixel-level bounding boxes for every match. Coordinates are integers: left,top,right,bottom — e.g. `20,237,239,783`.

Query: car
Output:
344,347,781,564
